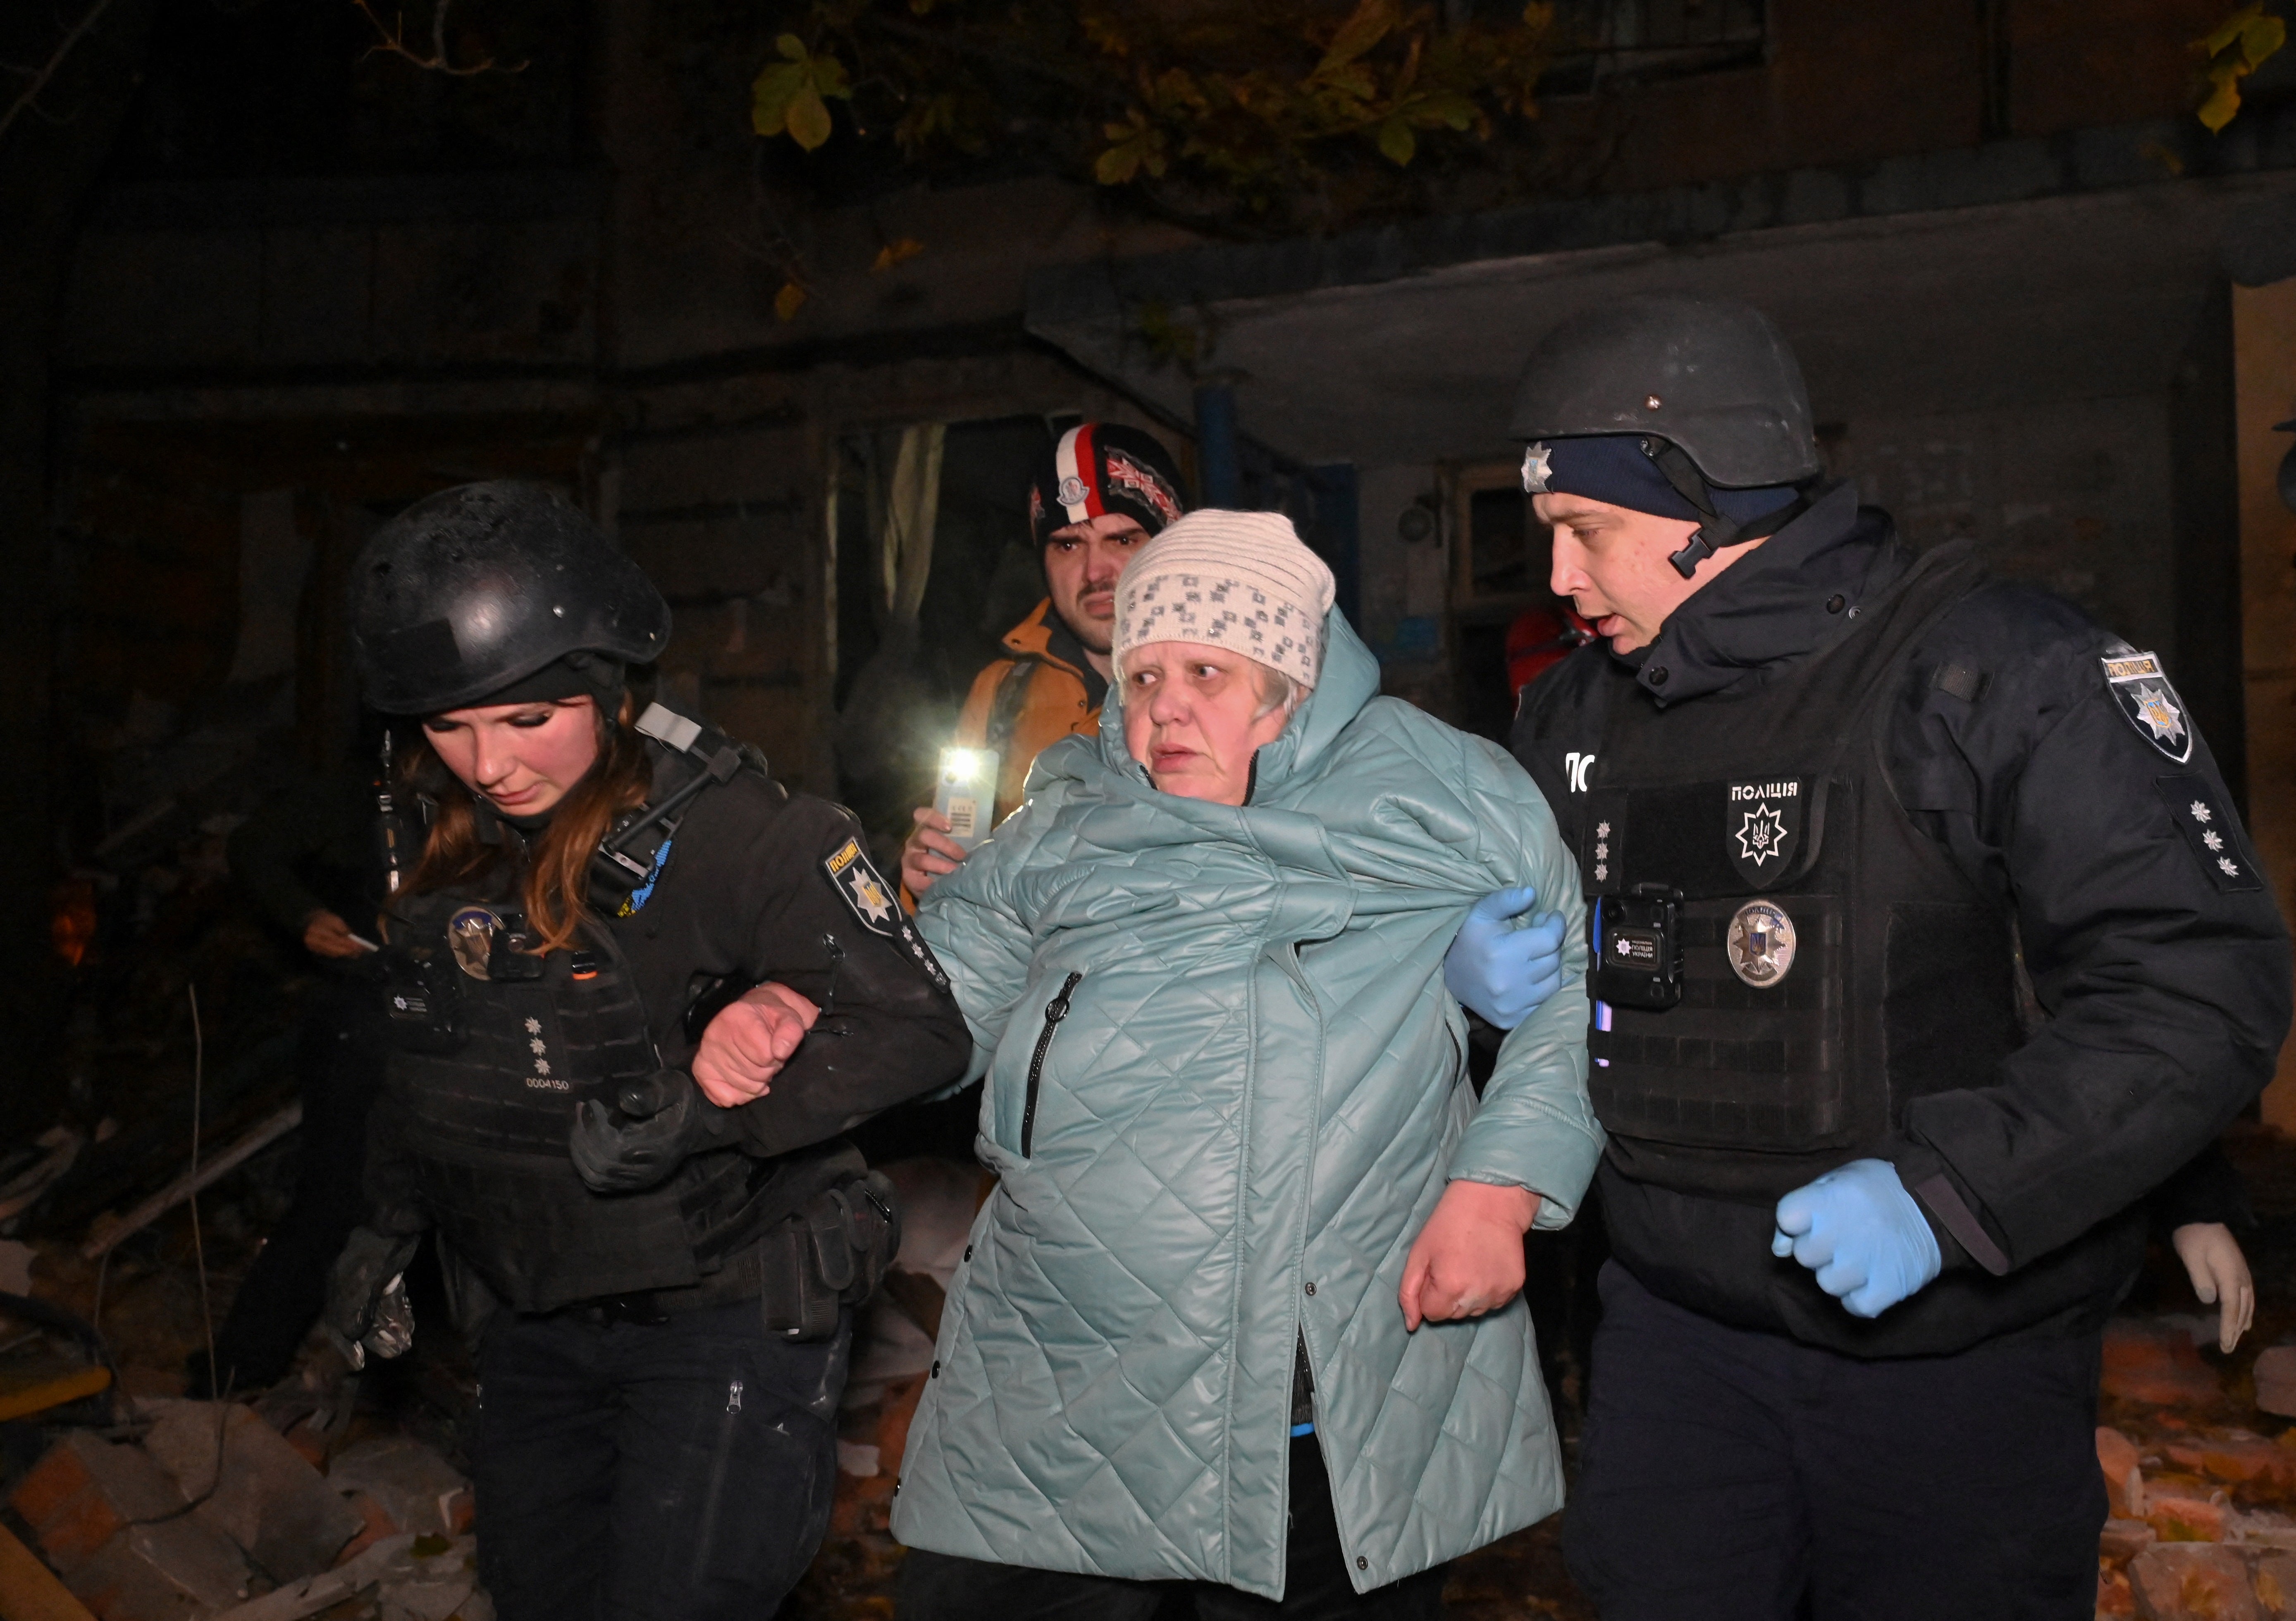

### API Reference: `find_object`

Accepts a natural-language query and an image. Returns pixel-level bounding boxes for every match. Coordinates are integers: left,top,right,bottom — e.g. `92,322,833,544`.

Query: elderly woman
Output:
891,511,1602,1621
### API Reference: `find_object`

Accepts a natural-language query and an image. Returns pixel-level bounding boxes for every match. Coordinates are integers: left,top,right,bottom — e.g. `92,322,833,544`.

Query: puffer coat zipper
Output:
1020,972,1082,1156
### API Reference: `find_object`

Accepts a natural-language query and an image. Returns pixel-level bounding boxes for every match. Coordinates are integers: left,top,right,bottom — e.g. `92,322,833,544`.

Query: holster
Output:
435,1235,503,1349
758,1171,901,1342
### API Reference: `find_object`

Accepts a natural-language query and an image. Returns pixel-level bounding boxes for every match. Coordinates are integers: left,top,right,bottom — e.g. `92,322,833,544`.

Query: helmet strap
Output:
1642,439,1807,580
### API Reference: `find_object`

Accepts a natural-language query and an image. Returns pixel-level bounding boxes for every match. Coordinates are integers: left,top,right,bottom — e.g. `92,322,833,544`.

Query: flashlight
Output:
934,746,1000,852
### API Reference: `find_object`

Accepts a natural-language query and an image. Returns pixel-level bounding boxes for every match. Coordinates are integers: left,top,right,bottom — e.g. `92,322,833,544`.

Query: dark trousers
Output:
473,1297,849,1621
896,1435,1448,1621
206,986,384,1392
1563,1261,2107,1621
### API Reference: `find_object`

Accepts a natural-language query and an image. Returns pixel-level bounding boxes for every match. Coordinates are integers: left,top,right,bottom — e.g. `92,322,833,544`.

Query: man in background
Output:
194,738,395,1394
900,423,1188,898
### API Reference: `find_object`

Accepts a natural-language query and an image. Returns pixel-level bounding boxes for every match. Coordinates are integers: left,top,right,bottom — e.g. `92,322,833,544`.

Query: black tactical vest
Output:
379,868,772,1315
1582,543,2024,1202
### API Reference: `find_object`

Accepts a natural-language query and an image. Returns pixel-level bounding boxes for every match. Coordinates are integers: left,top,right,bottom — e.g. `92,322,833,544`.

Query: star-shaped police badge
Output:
823,835,905,938
2101,651,2195,764
1521,442,1554,494
1735,805,1788,867
1724,778,1805,887
844,863,894,925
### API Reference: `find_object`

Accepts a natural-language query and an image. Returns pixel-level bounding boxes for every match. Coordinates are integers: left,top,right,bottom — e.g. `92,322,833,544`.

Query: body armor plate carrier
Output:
1582,542,2024,1201
378,890,774,1313
374,706,840,1317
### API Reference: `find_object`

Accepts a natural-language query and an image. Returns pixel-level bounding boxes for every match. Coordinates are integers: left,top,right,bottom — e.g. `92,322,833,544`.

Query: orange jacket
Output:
955,599,1103,822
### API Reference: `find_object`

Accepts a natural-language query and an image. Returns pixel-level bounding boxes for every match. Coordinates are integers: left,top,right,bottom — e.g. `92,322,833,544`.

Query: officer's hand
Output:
323,1227,421,1370
571,1070,730,1193
692,982,820,1106
902,807,969,898
1443,887,1568,1030
2173,1222,2255,1353
1771,1158,1942,1318
1399,1180,1542,1332
303,910,367,960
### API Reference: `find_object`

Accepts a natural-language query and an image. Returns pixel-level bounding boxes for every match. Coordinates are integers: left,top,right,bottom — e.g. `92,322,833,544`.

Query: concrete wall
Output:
1831,394,2179,659
1538,0,2239,196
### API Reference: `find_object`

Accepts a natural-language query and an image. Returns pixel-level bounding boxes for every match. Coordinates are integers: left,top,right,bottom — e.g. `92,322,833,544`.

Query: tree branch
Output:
351,0,524,77
0,0,120,145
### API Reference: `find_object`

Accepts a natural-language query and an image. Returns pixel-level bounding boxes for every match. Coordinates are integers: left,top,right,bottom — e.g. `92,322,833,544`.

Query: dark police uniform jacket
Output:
1513,482,2292,1357
364,731,972,1318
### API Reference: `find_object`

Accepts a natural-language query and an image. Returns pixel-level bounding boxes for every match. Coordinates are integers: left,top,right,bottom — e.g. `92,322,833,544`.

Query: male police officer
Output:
1444,296,2292,1619
900,423,1187,897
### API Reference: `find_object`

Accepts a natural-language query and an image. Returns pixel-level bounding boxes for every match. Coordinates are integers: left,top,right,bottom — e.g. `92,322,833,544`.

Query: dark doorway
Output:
831,415,1054,850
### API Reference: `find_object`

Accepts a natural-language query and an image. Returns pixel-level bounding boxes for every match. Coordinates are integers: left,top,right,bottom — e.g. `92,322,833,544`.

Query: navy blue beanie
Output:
1526,434,1800,524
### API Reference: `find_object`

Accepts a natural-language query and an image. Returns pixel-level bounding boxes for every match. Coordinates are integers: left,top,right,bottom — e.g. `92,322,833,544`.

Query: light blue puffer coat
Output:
891,612,1601,1598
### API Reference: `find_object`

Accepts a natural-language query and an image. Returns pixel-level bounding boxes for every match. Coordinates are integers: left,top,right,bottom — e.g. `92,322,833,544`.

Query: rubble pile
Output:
4,1395,484,1621
2091,1326,2296,1619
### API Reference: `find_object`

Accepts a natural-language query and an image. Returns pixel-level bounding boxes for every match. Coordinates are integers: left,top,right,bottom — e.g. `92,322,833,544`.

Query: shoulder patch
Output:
2102,651,2195,765
2154,776,2263,893
822,834,954,990
823,837,900,936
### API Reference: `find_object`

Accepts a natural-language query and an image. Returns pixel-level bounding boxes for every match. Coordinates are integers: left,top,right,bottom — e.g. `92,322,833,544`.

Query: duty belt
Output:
551,1241,774,1325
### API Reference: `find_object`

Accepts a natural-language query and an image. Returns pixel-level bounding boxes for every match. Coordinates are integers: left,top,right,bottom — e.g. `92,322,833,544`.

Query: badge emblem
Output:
1726,900,1797,988
446,905,500,981
823,836,901,938
1724,778,1804,887
1056,474,1089,509
2101,651,2194,764
1521,441,1553,494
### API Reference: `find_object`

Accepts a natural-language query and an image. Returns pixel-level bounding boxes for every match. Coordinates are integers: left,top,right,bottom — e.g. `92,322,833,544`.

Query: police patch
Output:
2154,776,2263,893
2102,651,2194,765
824,838,901,937
1726,900,1797,988
1724,778,1804,888
447,905,500,981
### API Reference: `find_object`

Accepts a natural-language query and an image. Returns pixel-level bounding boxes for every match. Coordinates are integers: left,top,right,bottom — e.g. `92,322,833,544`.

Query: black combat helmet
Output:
1508,294,1823,488
350,480,669,715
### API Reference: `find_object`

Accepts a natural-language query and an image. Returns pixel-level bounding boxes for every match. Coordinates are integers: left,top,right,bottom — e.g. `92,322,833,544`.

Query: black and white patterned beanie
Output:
1112,510,1336,690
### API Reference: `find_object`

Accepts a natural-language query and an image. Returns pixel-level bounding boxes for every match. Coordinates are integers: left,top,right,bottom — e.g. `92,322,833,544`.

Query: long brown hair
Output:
398,694,653,954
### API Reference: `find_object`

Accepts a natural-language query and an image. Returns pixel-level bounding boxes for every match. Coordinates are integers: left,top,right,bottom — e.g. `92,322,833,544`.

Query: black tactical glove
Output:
324,1227,422,1370
570,1069,734,1194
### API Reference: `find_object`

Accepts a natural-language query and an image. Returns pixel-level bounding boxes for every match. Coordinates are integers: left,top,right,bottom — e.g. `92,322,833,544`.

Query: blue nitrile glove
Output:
1443,886,1568,1030
1771,1158,1943,1318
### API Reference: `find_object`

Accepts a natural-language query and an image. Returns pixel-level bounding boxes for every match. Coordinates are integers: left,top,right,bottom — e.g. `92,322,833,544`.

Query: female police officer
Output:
323,481,969,1621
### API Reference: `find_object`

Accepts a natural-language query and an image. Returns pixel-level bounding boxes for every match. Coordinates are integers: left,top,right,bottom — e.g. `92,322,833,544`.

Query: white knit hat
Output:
1112,510,1337,690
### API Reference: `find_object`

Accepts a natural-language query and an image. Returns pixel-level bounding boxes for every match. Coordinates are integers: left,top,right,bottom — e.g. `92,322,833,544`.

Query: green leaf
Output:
1376,115,1416,165
2199,3,2266,58
751,39,849,149
1315,0,1397,77
1095,112,1166,185
786,85,833,150
1418,90,1479,131
2241,13,2287,68
2199,63,2245,132
752,62,802,137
